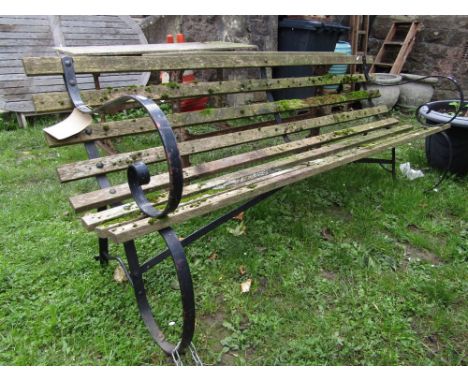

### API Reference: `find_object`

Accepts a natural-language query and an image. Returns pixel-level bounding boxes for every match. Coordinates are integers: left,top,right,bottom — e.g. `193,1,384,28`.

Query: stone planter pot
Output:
397,73,438,109
364,73,402,109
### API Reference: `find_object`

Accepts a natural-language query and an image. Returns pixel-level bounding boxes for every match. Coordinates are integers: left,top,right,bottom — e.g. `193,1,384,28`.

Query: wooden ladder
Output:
349,15,370,75
370,21,420,74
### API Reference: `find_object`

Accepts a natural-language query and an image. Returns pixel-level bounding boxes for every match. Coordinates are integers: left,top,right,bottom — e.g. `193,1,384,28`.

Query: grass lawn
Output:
0,110,466,365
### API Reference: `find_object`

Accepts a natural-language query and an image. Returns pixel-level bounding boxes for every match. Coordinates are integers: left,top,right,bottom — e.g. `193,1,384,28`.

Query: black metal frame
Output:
61,57,400,358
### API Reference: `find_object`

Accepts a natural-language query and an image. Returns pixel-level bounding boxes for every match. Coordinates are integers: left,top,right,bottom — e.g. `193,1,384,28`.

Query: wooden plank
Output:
2,100,33,112
81,118,404,228
69,106,390,212
56,96,381,182
23,52,374,76
101,124,450,243
63,34,141,41
61,26,137,35
0,59,22,66
1,39,53,46
45,90,379,148
0,17,50,25
60,20,132,28
0,32,51,39
65,39,143,46
0,24,51,33
33,73,367,113
56,42,258,56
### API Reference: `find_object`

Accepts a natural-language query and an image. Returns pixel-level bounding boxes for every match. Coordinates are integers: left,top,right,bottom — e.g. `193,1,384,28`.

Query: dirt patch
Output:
406,223,422,233
328,205,353,222
410,320,442,359
404,244,443,265
256,276,268,294
320,270,337,281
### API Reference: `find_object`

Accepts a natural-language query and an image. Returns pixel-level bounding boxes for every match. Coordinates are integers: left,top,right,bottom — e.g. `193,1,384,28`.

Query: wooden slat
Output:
69,106,390,212
56,97,381,182
0,17,49,25
23,52,374,76
33,73,367,113
1,39,53,46
61,26,136,34
56,41,258,56
45,89,380,149
0,24,51,33
0,32,51,39
60,20,132,28
81,119,404,229
99,124,449,243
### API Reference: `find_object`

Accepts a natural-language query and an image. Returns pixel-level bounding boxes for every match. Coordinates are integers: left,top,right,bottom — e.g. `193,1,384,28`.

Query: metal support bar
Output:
123,228,195,356
140,188,281,274
354,147,397,179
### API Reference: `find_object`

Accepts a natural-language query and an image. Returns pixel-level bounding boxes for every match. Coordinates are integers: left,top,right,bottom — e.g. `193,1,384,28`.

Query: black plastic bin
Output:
272,19,349,100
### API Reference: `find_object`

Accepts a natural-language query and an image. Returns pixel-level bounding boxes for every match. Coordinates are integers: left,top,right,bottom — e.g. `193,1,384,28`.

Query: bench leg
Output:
97,237,110,265
123,229,195,357
391,147,396,180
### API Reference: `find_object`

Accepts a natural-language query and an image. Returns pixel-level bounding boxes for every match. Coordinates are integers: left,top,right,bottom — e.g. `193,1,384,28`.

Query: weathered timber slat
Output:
33,73,367,113
100,124,449,243
69,110,391,212
23,52,374,75
56,100,384,183
81,119,405,228
45,90,380,148
56,41,258,56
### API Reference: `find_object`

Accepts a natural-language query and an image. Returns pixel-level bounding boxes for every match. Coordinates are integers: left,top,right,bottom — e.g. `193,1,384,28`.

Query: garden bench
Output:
22,51,449,361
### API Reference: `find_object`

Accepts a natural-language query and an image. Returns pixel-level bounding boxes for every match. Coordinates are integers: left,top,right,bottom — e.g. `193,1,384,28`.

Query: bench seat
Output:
82,116,446,243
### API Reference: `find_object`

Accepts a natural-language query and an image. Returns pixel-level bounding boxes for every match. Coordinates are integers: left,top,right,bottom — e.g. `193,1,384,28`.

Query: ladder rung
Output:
384,41,404,46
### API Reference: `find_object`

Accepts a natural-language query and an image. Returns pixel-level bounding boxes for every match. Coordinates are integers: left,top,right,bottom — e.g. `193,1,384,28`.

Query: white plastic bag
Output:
399,162,424,180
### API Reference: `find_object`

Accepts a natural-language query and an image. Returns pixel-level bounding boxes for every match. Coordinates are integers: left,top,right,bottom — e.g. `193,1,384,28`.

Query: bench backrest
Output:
23,51,385,214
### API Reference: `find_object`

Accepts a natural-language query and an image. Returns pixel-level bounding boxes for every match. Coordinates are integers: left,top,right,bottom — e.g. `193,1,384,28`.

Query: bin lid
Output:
279,18,349,32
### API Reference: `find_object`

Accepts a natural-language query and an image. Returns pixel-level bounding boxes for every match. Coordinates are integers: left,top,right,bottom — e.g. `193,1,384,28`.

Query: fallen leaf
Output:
209,251,218,260
113,265,128,283
227,221,247,236
240,279,252,293
232,212,245,222
239,265,247,275
321,227,334,241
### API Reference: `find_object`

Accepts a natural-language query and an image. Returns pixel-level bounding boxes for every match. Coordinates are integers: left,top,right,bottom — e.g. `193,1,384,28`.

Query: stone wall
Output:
141,15,277,50
368,16,467,99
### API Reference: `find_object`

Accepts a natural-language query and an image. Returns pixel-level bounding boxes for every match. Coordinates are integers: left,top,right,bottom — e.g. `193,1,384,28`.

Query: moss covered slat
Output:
45,90,380,148
82,118,403,228
23,52,374,75
56,99,383,183
101,124,450,243
32,73,367,113
69,106,390,212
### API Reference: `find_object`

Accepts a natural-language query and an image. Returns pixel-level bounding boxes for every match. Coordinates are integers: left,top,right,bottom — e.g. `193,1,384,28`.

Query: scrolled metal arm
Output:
61,56,183,218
